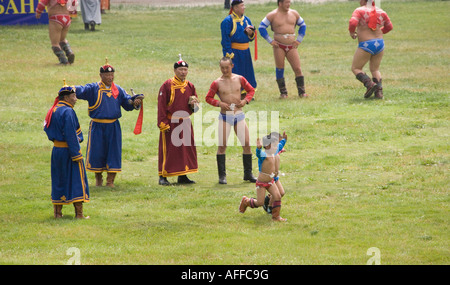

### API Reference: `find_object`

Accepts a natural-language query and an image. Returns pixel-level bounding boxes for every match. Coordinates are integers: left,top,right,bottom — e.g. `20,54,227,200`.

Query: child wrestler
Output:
239,133,287,222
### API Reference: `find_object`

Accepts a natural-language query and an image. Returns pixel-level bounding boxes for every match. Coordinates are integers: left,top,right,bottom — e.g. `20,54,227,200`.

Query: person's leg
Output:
352,48,377,98
59,25,75,64
239,186,267,213
286,48,307,97
235,120,256,182
217,119,231,183
370,51,384,99
267,184,285,221
273,47,288,98
48,21,68,64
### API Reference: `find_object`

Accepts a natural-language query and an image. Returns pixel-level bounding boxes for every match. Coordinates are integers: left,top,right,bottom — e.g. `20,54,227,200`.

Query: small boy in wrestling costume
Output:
263,131,287,214
239,133,287,222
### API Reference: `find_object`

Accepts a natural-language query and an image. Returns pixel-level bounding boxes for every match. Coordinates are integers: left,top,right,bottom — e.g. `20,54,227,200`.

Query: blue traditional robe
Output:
221,12,257,89
75,81,138,173
44,101,90,205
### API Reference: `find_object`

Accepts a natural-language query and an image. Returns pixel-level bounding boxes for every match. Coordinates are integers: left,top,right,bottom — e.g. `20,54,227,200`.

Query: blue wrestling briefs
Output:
219,112,245,126
358,39,385,55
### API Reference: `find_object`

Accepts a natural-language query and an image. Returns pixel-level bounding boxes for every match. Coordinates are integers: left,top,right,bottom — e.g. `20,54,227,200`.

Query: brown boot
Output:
53,205,63,219
239,196,258,213
373,78,384,99
356,72,377,98
271,201,286,222
106,172,116,188
95,172,103,186
74,202,89,219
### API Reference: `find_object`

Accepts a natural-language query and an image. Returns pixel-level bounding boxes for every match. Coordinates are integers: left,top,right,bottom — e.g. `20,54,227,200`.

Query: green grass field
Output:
0,0,449,265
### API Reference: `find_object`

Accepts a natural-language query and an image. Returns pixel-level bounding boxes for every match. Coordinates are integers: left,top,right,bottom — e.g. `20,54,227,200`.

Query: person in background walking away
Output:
36,0,75,65
349,0,393,99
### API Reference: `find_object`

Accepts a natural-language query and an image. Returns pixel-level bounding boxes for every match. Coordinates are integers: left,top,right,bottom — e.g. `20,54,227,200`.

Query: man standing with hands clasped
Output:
157,55,199,186
206,56,257,185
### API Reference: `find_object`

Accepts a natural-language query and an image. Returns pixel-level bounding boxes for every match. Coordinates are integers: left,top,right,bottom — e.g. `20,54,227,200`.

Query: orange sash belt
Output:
54,140,68,148
231,42,249,50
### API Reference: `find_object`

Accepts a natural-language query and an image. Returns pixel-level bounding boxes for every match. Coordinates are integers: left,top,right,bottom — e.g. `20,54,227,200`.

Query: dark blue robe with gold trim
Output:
44,101,90,205
221,12,257,89
75,82,136,173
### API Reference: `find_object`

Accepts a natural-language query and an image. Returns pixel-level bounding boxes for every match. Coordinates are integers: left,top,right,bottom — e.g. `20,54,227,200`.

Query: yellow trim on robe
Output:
168,76,188,107
88,82,106,113
161,131,167,175
230,11,244,37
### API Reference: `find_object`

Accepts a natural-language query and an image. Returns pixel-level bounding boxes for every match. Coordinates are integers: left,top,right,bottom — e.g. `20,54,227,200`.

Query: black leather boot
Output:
159,175,170,186
276,78,288,98
217,154,227,184
177,175,195,184
243,154,257,182
295,76,308,98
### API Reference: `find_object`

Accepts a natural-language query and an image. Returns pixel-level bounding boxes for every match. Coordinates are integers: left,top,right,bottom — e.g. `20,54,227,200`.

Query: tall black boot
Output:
52,46,68,65
243,154,257,182
373,78,383,99
276,78,288,98
217,154,227,184
59,41,75,64
356,72,377,98
295,76,308,98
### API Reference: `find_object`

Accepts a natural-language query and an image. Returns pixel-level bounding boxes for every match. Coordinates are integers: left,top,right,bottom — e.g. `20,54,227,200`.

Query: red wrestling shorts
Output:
278,43,294,53
49,14,72,28
256,179,274,190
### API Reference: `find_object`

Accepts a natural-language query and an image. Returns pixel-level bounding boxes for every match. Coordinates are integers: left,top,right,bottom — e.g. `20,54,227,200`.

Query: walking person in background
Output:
80,0,102,31
349,0,393,99
36,0,75,65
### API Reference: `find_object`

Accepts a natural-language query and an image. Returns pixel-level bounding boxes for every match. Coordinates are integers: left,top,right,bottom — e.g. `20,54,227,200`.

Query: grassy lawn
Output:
0,0,448,265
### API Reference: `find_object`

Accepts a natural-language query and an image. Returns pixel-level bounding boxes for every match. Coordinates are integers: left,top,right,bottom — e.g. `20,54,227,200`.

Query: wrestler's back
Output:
47,0,69,16
354,7,387,42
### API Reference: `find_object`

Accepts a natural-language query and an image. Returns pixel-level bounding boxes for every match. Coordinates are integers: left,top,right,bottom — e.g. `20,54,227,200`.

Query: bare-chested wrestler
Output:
258,0,308,99
205,56,257,185
349,0,393,99
36,0,75,65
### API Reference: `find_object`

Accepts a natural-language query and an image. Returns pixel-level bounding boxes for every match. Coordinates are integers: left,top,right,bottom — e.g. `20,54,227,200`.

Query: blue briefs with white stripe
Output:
358,39,385,55
219,112,245,126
